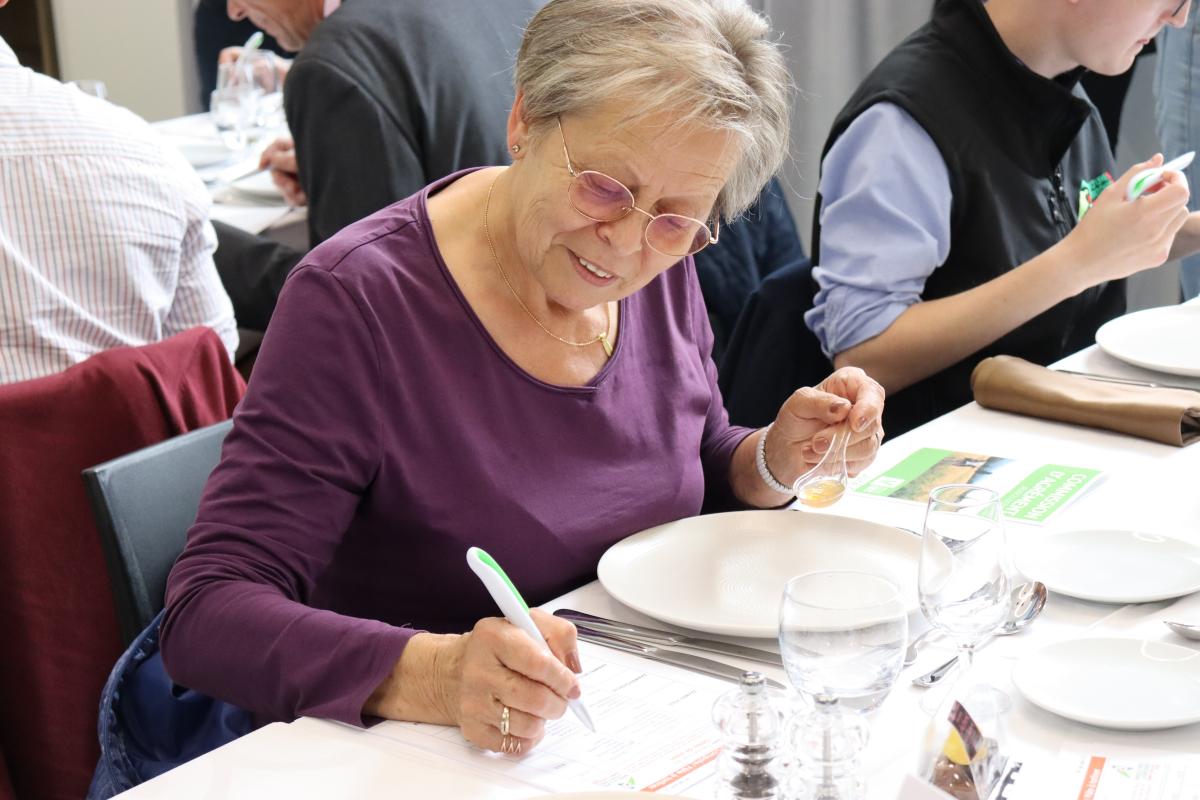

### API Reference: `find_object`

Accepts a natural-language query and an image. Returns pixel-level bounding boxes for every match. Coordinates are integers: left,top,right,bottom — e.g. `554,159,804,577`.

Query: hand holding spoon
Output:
793,424,850,508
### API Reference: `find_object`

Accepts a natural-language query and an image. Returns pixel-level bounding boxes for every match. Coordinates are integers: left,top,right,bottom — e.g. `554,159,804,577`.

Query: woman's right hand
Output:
449,611,581,753
365,610,581,755
1063,154,1190,289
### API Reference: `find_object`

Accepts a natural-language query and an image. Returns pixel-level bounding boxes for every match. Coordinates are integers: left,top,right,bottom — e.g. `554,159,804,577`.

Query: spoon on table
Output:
912,581,1049,688
1164,620,1200,641
903,627,943,667
792,424,850,508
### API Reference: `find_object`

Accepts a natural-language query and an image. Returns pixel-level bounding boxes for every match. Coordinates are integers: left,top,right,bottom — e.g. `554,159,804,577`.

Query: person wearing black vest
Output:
806,0,1197,437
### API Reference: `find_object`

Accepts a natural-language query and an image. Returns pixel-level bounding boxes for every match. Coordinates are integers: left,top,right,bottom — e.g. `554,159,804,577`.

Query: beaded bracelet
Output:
754,423,794,497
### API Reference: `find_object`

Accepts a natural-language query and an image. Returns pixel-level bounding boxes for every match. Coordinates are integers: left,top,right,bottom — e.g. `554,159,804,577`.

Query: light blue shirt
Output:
805,102,953,359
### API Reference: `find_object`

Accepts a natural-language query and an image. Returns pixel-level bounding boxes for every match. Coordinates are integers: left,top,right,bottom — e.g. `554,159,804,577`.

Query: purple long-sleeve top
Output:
160,170,753,727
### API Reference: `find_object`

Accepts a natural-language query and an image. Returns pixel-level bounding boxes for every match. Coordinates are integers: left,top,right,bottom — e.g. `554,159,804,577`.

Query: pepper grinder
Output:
712,671,785,799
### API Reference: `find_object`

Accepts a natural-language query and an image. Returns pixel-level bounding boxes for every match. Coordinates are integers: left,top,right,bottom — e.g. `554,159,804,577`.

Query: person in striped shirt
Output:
0,19,237,384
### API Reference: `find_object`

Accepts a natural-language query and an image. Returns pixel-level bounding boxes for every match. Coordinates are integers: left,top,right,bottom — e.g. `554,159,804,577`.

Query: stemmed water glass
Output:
779,570,908,800
210,61,259,151
917,484,1010,711
211,52,284,154
243,50,284,131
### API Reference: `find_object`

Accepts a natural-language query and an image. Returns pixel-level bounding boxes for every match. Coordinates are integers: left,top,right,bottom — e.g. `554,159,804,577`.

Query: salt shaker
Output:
711,671,785,799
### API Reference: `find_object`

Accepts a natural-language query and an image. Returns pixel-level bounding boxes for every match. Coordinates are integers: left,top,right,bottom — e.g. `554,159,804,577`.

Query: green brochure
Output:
855,447,1103,524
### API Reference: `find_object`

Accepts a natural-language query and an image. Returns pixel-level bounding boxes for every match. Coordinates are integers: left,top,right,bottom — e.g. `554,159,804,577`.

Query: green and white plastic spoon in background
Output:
1126,151,1194,200
466,546,596,732
232,31,265,75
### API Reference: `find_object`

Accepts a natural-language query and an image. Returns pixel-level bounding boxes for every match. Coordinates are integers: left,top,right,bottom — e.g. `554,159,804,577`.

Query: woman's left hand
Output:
764,366,886,487
808,366,885,475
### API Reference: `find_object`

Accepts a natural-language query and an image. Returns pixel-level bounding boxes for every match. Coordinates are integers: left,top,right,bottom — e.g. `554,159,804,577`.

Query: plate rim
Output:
596,509,920,638
1094,304,1200,378
172,138,236,169
231,170,285,200
1012,636,1200,730
1014,528,1200,604
522,794,704,799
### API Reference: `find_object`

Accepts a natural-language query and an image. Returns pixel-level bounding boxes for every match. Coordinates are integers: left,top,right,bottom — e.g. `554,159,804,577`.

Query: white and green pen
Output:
1127,151,1195,201
466,547,596,733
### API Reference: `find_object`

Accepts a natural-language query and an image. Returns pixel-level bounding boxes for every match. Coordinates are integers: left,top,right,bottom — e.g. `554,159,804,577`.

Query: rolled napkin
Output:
971,355,1200,447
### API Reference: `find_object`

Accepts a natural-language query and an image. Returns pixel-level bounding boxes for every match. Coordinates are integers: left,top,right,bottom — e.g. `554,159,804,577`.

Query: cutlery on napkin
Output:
971,355,1200,446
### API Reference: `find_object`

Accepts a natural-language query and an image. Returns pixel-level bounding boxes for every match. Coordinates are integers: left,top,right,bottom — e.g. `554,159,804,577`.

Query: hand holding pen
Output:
463,547,595,755
360,548,588,755
1059,153,1191,289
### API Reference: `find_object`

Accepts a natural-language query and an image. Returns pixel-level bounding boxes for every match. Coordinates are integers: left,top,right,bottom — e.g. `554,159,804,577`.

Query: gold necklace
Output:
483,174,614,357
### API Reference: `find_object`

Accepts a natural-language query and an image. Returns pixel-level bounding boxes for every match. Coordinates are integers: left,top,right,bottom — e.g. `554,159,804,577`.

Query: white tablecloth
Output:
113,319,1200,798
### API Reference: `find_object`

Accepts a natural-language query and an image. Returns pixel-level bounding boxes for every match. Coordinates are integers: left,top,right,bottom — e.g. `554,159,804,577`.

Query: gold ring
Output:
501,733,521,754
499,704,511,737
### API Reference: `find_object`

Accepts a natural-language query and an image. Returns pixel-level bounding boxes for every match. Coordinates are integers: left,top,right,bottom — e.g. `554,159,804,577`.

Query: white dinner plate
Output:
174,139,236,169
1013,637,1200,730
1095,304,1200,377
596,510,920,638
1014,528,1200,604
231,169,285,201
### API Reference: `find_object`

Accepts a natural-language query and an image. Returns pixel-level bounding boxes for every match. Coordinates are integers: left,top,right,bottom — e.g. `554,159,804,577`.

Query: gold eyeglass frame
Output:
555,117,720,258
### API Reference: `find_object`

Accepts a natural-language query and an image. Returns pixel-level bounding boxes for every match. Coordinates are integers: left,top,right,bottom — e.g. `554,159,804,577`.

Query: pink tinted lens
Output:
569,171,633,221
646,214,710,257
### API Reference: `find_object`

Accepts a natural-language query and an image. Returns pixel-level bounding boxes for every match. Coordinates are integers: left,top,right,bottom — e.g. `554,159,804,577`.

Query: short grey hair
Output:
514,0,791,220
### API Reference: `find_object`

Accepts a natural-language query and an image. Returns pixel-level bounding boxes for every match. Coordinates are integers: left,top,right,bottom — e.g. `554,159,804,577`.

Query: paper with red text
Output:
364,641,724,795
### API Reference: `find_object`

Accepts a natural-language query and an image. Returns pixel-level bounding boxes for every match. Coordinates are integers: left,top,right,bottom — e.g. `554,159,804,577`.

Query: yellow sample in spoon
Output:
793,425,850,508
798,478,846,508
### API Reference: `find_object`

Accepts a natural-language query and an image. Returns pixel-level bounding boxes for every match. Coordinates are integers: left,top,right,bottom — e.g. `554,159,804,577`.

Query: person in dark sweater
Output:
807,0,1198,436
216,0,807,347
210,0,545,330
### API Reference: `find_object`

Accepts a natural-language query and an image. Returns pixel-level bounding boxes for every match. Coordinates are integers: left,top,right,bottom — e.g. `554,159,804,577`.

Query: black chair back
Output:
82,420,233,646
718,259,833,429
693,177,807,364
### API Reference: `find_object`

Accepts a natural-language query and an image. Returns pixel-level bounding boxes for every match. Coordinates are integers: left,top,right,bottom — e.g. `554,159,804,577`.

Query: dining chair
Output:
0,327,244,800
717,257,832,429
82,419,233,647
693,176,807,364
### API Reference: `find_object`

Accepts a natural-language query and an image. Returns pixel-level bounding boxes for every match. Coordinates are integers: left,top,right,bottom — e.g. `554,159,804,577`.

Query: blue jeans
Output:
87,611,253,799
1155,18,1200,300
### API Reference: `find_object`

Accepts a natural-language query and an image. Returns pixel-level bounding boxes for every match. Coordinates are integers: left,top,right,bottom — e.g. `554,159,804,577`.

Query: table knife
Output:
1052,368,1200,393
206,162,267,186
555,608,781,666
575,626,786,689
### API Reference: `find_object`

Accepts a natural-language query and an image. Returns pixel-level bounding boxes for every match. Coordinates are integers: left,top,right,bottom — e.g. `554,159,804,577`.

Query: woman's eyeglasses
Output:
1174,0,1190,17
556,117,719,258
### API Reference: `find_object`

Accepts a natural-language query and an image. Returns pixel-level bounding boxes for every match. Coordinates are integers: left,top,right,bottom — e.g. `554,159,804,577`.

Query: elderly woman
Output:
160,0,885,757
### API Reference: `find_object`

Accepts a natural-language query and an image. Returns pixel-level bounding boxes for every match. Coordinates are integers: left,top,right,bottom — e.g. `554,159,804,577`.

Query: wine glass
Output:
779,570,908,800
917,484,1010,710
210,62,260,150
243,50,285,131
